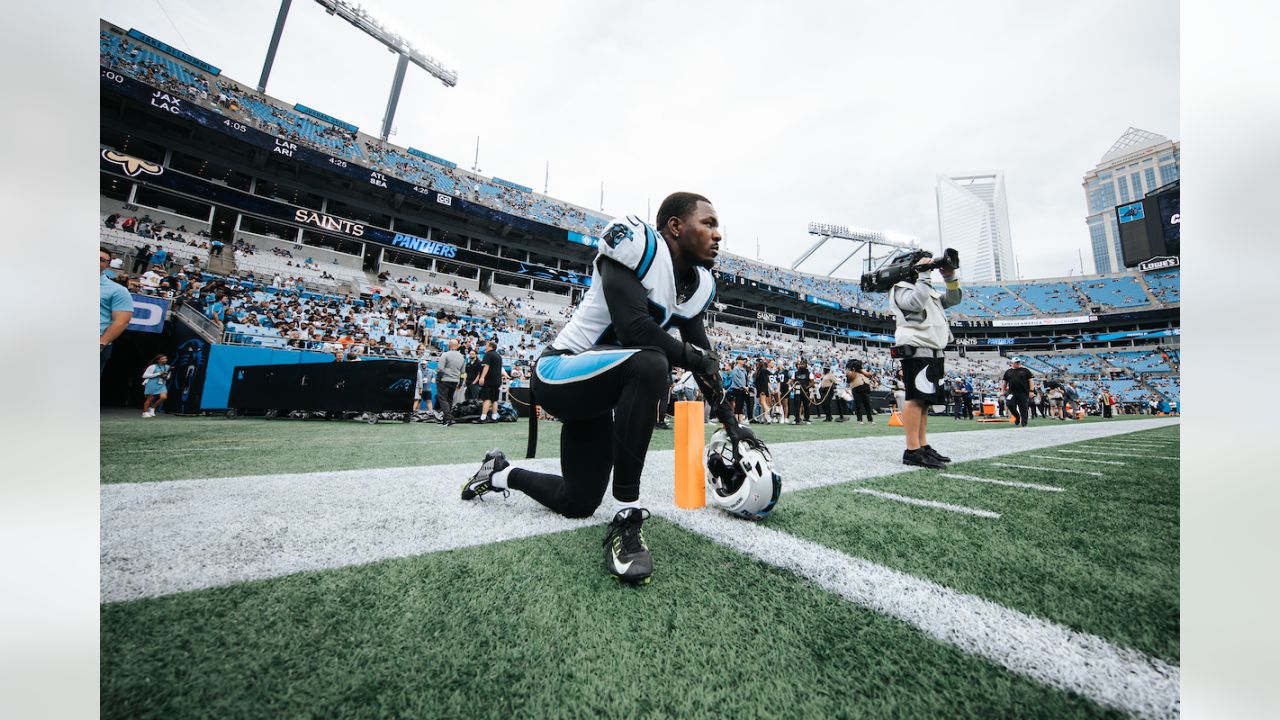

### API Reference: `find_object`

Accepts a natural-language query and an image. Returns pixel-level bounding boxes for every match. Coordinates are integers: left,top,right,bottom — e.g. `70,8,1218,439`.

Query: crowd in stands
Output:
100,31,213,105
714,252,1179,318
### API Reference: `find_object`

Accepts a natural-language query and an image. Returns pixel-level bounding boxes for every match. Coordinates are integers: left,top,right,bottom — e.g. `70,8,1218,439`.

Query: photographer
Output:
887,252,962,469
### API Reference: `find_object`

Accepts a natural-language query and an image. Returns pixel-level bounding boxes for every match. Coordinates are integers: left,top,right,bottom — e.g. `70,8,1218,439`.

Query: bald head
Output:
448,338,460,350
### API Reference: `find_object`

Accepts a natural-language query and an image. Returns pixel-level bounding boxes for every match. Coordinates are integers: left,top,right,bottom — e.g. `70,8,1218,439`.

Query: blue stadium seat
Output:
1071,276,1151,309
1008,282,1085,315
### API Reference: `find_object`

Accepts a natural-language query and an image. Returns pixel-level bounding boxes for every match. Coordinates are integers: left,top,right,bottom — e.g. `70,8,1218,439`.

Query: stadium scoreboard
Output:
1116,182,1179,269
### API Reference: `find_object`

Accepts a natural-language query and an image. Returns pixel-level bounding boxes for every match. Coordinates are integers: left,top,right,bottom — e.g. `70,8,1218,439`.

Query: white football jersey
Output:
552,215,717,354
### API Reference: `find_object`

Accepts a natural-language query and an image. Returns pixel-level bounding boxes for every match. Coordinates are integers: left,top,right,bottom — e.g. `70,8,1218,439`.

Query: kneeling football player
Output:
460,192,756,584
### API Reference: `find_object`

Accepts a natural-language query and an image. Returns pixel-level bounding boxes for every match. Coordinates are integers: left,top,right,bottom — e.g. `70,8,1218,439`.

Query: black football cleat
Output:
921,445,951,463
461,449,510,500
603,508,653,585
903,448,946,469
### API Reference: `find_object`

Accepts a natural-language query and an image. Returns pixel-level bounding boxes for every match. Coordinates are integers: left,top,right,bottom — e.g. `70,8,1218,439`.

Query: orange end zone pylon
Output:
674,401,706,509
887,410,904,427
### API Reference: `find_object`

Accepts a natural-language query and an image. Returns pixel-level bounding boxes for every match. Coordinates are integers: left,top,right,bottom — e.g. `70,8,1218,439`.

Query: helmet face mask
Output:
704,430,782,521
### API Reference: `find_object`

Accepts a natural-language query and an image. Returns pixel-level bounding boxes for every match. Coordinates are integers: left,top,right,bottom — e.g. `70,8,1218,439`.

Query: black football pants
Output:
507,347,668,518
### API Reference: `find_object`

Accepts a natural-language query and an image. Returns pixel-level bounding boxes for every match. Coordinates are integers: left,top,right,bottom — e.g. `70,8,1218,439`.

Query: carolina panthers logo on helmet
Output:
602,223,633,249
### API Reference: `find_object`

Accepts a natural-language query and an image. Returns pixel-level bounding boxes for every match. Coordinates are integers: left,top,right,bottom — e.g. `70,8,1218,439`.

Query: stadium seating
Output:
1098,350,1173,373
1146,376,1180,403
1144,269,1180,304
1071,276,1152,309
942,294,994,318
1008,282,1086,315
965,286,1035,316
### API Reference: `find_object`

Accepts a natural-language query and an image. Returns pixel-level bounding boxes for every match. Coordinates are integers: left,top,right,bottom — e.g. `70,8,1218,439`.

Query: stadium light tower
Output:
795,222,918,277
258,0,459,141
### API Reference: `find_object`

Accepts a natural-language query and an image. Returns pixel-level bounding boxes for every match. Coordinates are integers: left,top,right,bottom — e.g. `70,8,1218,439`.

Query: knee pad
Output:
629,350,670,390
561,497,602,519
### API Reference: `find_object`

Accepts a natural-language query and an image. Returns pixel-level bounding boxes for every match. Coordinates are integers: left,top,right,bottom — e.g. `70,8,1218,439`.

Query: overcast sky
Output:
103,0,1178,279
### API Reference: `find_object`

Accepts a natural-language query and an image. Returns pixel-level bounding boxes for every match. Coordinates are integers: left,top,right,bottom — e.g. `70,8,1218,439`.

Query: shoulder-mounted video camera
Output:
860,248,959,293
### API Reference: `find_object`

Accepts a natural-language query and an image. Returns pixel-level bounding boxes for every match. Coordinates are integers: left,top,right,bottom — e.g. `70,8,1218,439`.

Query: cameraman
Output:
889,254,962,468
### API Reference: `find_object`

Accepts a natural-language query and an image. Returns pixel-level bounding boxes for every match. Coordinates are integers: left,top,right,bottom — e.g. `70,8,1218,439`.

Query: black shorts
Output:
479,385,500,402
900,355,945,404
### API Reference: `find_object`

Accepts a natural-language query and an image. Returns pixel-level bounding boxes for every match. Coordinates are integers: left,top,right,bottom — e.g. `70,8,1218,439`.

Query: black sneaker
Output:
603,508,653,585
903,449,946,469
461,449,510,500
836,417,848,422
655,421,671,430
921,445,951,463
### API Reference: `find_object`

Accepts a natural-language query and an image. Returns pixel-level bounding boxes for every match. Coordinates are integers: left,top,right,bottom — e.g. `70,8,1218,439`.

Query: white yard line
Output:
939,473,1064,492
1057,449,1180,461
991,462,1104,477
851,488,1000,518
1026,454,1126,465
664,510,1180,720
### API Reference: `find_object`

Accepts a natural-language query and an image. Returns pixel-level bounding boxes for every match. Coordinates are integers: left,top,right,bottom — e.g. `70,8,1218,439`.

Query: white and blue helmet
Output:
705,429,782,521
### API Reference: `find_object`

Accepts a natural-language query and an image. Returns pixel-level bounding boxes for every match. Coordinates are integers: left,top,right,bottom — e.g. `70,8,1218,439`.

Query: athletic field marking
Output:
1026,454,1126,465
103,445,258,454
991,462,1104,477
664,511,1180,720
852,488,1000,518
1057,449,1179,460
939,473,1064,492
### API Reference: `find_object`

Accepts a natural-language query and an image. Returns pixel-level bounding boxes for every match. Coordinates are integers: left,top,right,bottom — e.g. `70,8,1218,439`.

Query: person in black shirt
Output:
753,358,772,423
132,243,153,274
1001,357,1035,427
789,359,812,424
477,340,504,423
465,349,483,401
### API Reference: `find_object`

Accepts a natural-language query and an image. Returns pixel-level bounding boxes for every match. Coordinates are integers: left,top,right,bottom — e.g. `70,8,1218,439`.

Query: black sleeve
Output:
598,256,688,366
676,313,711,355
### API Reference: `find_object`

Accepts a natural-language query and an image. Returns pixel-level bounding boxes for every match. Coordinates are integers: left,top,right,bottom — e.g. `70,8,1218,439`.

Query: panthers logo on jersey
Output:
603,223,633,249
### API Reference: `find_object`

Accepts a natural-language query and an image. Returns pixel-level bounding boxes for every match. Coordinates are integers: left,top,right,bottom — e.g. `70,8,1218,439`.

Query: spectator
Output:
436,338,466,427
132,243,153,273
465,349,483,401
728,356,751,425
139,266,163,294
476,340,503,423
140,354,171,418
100,250,133,374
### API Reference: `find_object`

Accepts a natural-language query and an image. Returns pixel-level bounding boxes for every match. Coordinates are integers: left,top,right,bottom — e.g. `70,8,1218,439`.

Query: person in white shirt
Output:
139,267,163,294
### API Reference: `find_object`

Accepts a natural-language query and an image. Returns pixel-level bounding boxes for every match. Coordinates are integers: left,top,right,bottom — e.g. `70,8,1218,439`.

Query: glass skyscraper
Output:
1082,128,1180,273
935,172,1015,282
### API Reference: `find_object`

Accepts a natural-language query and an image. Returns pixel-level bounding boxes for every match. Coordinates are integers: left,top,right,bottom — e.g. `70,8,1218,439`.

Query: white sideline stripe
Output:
105,445,258,454
991,463,1103,477
939,473,1064,492
663,510,1181,720
1027,454,1125,465
851,488,1000,518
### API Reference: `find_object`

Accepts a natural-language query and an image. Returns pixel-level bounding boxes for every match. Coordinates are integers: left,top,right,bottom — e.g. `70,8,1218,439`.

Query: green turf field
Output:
100,417,1179,718
99,410,1157,484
